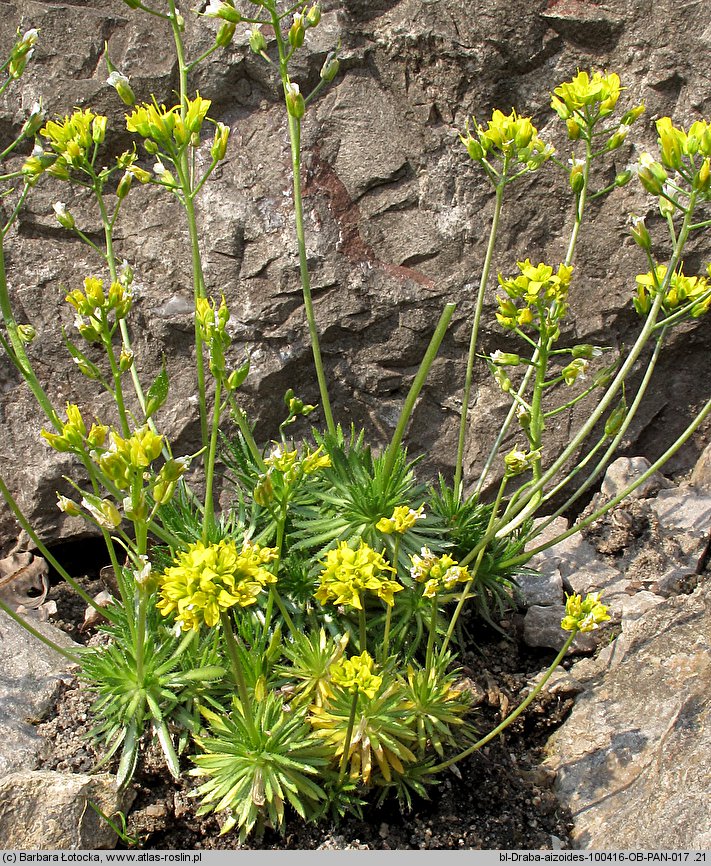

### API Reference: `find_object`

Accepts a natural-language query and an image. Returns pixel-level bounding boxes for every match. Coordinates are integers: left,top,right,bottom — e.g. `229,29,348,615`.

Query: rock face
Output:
0,770,134,849
1,0,711,547
545,583,711,849
0,611,78,777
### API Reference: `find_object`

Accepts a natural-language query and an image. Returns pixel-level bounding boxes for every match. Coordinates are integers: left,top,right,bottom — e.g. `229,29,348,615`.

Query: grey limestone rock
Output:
545,583,711,849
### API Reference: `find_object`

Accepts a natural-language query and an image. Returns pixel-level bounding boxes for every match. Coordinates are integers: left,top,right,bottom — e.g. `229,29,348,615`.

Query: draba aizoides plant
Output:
1,1,710,843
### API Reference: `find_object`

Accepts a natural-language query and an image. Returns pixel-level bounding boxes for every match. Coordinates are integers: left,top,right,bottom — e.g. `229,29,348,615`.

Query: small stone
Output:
601,456,674,501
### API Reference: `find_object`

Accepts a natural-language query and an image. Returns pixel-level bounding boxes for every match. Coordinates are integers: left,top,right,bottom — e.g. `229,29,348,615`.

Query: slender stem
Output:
338,687,359,783
0,598,80,664
383,302,457,479
424,595,438,675
225,391,265,471
220,611,258,739
440,474,508,657
499,389,711,570
287,111,335,435
202,377,222,542
429,630,576,773
455,182,504,498
359,596,367,654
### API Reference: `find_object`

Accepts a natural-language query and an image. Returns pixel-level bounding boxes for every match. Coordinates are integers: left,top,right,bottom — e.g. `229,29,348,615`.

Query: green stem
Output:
359,596,367,654
383,302,457,479
226,391,265,471
338,687,359,783
455,182,504,498
0,598,80,664
499,389,711,570
202,377,222,543
429,630,576,773
220,611,258,740
440,474,508,657
287,111,335,435
424,595,438,675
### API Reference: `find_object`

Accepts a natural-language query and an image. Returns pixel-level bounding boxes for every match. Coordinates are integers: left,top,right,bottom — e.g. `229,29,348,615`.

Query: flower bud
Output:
144,139,159,155
92,115,108,144
53,201,75,230
285,82,305,119
604,399,627,437
128,164,151,184
210,122,230,161
463,134,483,161
621,104,645,126
57,494,81,516
569,161,585,193
116,171,133,199
658,192,676,219
254,474,274,507
615,170,632,187
204,0,241,22
696,157,711,193
629,215,651,251
17,324,36,344
22,102,45,138
490,350,520,366
215,21,236,47
107,71,136,107
561,358,588,385
566,118,581,140
571,344,602,360
247,24,267,55
305,4,321,27
320,52,339,83
637,154,667,196
289,13,305,48
119,349,134,372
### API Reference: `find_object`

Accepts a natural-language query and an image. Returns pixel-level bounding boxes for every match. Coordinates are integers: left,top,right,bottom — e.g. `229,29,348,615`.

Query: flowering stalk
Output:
220,610,258,740
455,181,504,497
269,6,335,435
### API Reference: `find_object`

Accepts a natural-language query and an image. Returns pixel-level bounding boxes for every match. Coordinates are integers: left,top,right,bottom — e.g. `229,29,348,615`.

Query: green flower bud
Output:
637,154,667,196
504,445,540,477
204,0,241,23
629,215,652,251
320,52,339,83
490,350,520,366
92,115,108,144
463,135,484,161
210,122,230,161
604,399,627,437
247,24,267,54
254,474,274,507
571,344,602,360
53,201,75,230
144,139,159,155
566,118,581,140
615,170,632,187
17,324,36,344
285,82,305,119
22,102,45,138
215,21,236,47
305,4,321,27
569,161,585,193
696,157,711,193
57,494,81,517
289,13,305,48
621,104,645,126
116,171,133,199
107,71,136,107
119,348,134,372
658,193,676,219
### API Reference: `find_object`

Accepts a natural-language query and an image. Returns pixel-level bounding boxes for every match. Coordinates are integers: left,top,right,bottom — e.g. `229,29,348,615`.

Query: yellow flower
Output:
460,108,552,170
634,265,711,318
330,651,382,699
41,108,106,168
315,540,402,609
410,547,470,597
97,425,163,489
376,504,425,535
561,592,610,633
41,403,88,452
157,539,278,631
551,70,621,121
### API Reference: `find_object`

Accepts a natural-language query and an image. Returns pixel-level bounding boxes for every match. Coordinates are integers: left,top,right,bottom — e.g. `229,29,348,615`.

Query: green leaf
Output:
145,357,169,418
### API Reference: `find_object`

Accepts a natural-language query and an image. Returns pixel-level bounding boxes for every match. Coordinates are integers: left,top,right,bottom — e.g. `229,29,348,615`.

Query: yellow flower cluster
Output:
126,94,211,152
496,260,573,331
315,541,402,609
656,117,711,172
330,651,382,700
634,265,711,318
461,108,551,171
98,426,163,489
410,547,471,598
551,70,621,120
376,504,425,535
255,444,332,506
40,108,107,172
41,404,107,454
561,592,610,633
503,445,541,477
157,539,278,631
66,276,133,332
